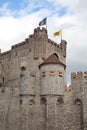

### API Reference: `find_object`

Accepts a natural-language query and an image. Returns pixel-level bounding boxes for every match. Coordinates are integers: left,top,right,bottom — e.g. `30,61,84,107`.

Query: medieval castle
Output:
0,27,87,130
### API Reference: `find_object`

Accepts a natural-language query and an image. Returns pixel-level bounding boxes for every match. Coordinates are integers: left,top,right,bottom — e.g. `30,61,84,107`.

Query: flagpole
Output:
46,18,47,31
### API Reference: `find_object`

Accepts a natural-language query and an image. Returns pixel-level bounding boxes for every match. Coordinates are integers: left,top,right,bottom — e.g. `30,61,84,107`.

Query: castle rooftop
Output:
39,54,66,68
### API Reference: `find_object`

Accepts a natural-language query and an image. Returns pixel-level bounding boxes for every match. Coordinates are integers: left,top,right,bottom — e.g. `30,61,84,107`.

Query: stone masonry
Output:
0,27,86,130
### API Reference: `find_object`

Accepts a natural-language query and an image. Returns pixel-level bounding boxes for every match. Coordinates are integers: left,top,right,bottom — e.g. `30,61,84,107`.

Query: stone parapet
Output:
71,71,87,79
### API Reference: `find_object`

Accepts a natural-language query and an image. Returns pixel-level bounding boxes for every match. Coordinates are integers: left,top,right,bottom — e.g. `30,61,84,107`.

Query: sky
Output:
0,0,87,85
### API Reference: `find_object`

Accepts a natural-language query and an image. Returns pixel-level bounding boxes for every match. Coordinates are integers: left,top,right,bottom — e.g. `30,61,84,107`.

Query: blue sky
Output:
0,0,87,85
0,0,69,17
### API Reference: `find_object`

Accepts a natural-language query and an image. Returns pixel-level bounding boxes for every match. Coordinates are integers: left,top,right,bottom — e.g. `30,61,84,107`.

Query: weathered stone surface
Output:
0,27,86,130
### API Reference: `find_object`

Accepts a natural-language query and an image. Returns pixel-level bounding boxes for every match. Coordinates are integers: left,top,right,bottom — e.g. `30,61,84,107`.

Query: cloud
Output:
0,3,14,16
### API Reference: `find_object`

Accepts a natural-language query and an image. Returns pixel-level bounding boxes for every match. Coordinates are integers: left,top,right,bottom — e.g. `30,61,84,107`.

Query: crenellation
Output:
54,42,57,46
29,34,33,38
25,38,29,43
11,38,29,50
48,38,57,45
1,50,11,56
60,40,67,57
71,71,87,79
34,27,47,34
12,41,26,49
57,44,59,48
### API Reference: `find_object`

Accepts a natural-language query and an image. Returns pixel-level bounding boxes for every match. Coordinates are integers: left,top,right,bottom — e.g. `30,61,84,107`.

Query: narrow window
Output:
3,77,4,83
41,71,46,77
41,97,47,105
20,99,23,105
21,66,26,71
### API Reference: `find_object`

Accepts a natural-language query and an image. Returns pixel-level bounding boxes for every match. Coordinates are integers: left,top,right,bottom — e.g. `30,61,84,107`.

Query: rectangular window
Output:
41,71,46,77
50,70,55,76
59,71,63,77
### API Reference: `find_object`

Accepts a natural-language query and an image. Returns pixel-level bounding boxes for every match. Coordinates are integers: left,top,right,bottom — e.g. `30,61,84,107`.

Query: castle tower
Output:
71,72,83,100
71,72,84,130
39,54,66,95
39,53,66,130
0,27,67,130
33,27,48,59
81,72,87,130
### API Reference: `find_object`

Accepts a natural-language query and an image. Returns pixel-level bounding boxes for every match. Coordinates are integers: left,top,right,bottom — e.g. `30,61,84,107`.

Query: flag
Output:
53,29,62,37
39,18,47,26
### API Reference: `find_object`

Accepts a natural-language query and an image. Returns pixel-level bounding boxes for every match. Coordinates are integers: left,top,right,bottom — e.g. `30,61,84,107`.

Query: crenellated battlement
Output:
0,27,47,54
34,27,47,34
0,27,67,60
71,71,87,79
1,50,11,56
48,38,67,58
48,39,59,47
48,39,67,48
12,41,27,49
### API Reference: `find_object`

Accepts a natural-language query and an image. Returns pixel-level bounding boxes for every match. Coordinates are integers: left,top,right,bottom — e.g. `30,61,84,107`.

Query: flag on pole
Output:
39,18,47,26
53,29,62,37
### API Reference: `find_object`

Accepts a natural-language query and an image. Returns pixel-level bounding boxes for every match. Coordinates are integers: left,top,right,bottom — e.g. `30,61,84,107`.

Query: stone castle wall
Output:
0,27,86,130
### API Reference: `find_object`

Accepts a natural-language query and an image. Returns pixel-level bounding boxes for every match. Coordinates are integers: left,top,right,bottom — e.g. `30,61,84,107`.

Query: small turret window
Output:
50,70,55,76
58,71,63,77
41,71,46,77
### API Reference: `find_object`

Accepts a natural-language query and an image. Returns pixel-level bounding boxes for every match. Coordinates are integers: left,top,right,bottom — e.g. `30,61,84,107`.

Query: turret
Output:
39,53,66,130
60,40,67,58
71,71,83,99
71,71,87,130
39,53,66,95
33,27,48,59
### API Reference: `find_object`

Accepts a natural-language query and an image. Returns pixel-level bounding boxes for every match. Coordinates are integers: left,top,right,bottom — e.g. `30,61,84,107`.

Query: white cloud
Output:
0,13,41,51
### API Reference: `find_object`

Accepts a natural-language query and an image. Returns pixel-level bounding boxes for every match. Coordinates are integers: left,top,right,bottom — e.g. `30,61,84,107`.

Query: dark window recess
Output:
57,97,64,105
21,66,26,71
29,99,35,105
0,83,2,87
41,97,47,105
74,98,82,105
3,77,4,83
20,99,23,104
53,53,59,59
